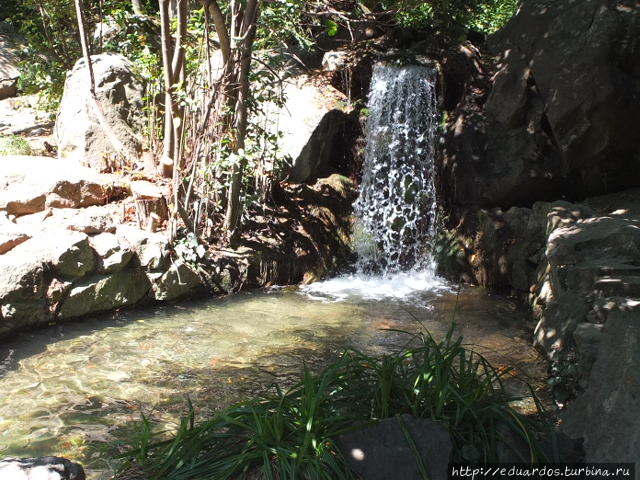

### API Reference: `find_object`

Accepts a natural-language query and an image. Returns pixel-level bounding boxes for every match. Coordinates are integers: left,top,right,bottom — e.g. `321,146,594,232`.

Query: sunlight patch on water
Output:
301,270,451,301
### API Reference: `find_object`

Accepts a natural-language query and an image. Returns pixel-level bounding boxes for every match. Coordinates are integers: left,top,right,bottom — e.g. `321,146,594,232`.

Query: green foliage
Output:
0,135,33,156
115,327,551,479
4,0,159,111
378,0,520,34
256,0,315,51
471,0,520,33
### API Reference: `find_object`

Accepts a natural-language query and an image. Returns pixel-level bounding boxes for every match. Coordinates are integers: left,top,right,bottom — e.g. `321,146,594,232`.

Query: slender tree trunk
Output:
74,0,95,94
159,0,175,177
224,0,259,244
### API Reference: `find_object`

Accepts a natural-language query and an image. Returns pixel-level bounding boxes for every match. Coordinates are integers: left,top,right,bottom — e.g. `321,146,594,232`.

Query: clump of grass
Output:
114,327,551,479
0,135,33,156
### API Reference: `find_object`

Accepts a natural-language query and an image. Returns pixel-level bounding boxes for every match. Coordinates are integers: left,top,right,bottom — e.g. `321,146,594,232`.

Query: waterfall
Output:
354,63,439,274
303,63,448,300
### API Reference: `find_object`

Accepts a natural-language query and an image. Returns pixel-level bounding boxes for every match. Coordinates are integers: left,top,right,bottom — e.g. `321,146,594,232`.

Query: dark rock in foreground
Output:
0,457,86,480
337,415,452,480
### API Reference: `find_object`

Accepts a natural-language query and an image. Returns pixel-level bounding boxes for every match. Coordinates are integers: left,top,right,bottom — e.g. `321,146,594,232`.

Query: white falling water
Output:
303,63,449,300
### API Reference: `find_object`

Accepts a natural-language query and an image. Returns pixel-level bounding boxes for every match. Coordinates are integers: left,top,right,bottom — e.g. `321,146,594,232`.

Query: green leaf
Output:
325,19,338,37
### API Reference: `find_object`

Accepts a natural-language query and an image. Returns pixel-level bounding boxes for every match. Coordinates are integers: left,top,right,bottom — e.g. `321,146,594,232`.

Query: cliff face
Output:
436,0,640,463
442,0,640,210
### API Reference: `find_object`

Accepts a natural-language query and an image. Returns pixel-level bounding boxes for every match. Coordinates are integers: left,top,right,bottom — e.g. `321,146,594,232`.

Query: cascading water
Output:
304,63,448,300
354,63,439,274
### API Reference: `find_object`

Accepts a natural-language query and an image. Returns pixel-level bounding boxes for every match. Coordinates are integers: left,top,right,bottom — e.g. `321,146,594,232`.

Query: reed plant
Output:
115,327,551,479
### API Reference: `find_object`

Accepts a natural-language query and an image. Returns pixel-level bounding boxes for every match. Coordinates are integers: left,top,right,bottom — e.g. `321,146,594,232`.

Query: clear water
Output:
354,63,439,274
0,288,546,479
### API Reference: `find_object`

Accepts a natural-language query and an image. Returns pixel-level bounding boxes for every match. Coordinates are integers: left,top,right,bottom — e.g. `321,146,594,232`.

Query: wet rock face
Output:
55,54,145,172
443,0,640,208
0,456,85,480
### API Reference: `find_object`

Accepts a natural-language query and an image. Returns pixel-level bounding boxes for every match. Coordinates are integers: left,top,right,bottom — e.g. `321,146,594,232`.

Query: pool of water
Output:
0,282,547,478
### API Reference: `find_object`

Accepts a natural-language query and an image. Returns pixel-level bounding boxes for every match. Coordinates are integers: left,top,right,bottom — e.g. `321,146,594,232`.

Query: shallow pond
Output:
0,277,547,479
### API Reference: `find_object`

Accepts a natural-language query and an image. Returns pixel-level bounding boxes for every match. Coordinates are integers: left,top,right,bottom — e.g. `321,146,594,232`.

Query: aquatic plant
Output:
114,327,551,479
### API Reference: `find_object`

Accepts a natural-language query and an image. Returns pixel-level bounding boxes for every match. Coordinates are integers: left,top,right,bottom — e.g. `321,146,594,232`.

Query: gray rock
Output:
15,203,125,236
148,259,203,301
0,456,85,480
55,54,145,171
0,95,53,137
261,75,352,184
562,312,640,463
444,0,640,207
116,225,170,271
322,50,350,72
58,269,150,319
49,231,96,279
0,248,49,336
12,230,97,279
533,214,640,357
89,232,134,273
337,415,452,480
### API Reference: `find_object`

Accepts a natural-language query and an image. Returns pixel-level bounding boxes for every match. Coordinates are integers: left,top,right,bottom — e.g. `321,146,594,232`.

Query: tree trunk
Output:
159,0,175,177
74,0,95,94
223,0,260,244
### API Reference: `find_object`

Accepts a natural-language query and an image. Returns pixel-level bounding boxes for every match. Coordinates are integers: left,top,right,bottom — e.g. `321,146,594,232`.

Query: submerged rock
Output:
0,456,85,480
337,415,452,480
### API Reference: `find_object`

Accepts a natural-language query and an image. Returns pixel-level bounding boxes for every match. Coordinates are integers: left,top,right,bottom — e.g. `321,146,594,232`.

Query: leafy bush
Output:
0,135,33,156
115,327,551,479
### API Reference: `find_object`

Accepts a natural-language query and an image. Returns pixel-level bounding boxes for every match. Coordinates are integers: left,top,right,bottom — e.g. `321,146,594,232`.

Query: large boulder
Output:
443,0,640,208
55,54,145,171
0,246,50,336
15,203,125,235
532,212,640,360
0,23,21,100
263,75,355,184
58,269,151,319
